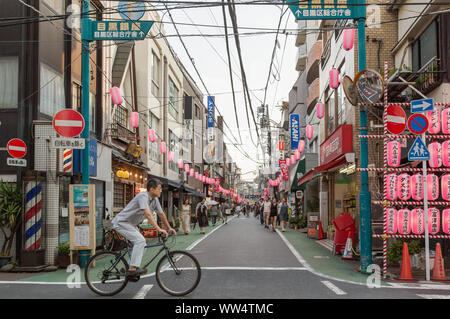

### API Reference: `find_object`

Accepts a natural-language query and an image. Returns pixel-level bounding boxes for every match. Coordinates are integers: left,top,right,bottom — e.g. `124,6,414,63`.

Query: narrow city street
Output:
1,216,450,300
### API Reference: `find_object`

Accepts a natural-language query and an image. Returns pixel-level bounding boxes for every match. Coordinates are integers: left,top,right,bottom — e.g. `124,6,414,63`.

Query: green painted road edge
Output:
15,222,224,283
279,228,391,287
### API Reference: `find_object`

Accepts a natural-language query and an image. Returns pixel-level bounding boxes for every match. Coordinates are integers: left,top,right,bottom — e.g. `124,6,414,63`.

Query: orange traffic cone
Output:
431,243,447,282
397,242,417,282
317,221,325,240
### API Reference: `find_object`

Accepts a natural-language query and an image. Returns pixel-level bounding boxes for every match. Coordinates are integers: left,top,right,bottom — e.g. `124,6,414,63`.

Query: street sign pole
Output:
422,132,430,281
356,0,372,273
81,0,90,185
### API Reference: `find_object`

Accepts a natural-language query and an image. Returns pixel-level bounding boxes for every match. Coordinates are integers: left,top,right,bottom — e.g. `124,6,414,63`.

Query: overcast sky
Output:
161,2,299,182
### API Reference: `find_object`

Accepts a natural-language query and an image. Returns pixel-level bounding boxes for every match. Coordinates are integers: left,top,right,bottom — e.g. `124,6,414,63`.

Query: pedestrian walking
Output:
259,201,264,225
263,197,271,228
196,197,208,234
279,198,289,232
210,203,219,226
223,201,230,224
180,199,191,235
193,198,204,230
270,198,278,232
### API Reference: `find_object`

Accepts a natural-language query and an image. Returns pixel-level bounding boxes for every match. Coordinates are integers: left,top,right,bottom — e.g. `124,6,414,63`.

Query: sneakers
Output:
126,267,147,277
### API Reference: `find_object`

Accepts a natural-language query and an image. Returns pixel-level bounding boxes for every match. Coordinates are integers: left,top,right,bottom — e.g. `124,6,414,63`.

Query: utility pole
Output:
81,0,90,185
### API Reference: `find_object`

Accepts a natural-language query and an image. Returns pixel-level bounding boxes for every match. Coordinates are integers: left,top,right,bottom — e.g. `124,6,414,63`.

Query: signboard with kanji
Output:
85,21,154,41
286,0,365,20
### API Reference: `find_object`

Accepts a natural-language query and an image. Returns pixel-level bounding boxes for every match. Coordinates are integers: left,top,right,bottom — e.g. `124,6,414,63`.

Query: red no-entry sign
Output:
386,105,406,135
52,109,85,138
7,138,27,158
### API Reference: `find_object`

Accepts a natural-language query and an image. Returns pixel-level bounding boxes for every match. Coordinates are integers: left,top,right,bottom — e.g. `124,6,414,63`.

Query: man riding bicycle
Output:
112,178,176,278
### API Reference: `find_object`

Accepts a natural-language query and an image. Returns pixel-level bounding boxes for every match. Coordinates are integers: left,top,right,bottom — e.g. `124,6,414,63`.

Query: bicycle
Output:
85,232,201,297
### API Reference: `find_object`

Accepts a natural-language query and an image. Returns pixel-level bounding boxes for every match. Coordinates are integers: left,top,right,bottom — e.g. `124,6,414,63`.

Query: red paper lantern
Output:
442,108,450,134
168,151,174,162
396,173,411,201
428,142,442,168
387,140,401,167
316,102,325,119
290,155,295,165
411,208,425,235
330,68,340,89
397,209,411,235
428,207,440,235
343,29,355,51
148,128,156,143
159,141,166,154
426,109,441,134
110,86,123,105
295,149,301,161
441,174,450,201
189,168,194,177
298,140,306,153
306,125,313,140
442,209,450,234
442,140,450,167
386,174,398,201
178,158,183,169
386,208,397,234
411,173,424,201
184,164,190,173
427,174,439,201
130,112,139,128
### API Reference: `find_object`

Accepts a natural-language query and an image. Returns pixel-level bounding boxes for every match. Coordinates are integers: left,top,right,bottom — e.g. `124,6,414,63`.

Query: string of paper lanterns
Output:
385,207,450,235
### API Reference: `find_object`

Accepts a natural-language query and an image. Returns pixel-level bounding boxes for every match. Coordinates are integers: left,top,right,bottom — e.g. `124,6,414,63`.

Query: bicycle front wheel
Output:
85,251,129,296
156,250,201,296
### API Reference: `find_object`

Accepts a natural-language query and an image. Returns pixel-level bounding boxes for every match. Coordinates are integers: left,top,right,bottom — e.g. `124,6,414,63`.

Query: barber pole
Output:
63,149,73,172
24,181,42,250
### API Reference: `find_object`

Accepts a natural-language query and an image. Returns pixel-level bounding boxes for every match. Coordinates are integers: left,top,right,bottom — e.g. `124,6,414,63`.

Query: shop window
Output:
149,112,161,163
412,19,438,72
40,63,65,117
114,104,128,128
0,56,18,109
152,52,160,98
168,77,179,119
72,83,81,112
326,90,335,136
168,130,179,172
113,182,125,209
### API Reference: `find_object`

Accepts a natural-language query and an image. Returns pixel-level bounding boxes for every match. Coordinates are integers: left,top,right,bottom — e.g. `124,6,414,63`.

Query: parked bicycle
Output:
85,232,201,297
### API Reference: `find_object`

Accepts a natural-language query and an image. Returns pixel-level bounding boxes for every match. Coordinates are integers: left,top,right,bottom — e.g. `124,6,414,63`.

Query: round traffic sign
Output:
408,114,429,135
53,109,85,138
118,1,146,21
386,105,406,135
7,138,27,158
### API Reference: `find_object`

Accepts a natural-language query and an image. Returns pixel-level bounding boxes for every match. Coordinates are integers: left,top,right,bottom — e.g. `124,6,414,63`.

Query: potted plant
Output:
0,181,23,267
327,225,335,241
297,214,307,230
57,242,71,268
288,216,297,229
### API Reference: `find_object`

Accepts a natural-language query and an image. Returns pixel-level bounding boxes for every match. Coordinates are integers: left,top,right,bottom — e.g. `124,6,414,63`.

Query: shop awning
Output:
147,173,183,189
297,155,347,187
183,184,197,195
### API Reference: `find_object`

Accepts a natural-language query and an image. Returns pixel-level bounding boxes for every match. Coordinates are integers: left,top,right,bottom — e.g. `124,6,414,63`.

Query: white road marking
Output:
133,285,153,299
321,281,347,295
417,294,450,299
200,267,307,271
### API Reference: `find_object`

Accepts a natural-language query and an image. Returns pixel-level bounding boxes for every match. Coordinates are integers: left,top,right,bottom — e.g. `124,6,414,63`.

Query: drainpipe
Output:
163,56,168,176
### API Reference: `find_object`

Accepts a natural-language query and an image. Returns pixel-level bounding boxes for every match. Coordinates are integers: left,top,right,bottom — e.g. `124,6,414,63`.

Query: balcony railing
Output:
110,123,136,142
414,57,443,96
320,38,331,70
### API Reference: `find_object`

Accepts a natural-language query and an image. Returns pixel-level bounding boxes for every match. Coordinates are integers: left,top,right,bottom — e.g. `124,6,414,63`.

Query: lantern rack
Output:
357,62,450,278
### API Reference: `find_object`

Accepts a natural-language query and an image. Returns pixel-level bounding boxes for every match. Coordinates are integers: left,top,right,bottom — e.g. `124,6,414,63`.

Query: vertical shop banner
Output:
89,138,97,177
207,96,215,128
69,185,96,252
290,114,300,150
279,159,289,181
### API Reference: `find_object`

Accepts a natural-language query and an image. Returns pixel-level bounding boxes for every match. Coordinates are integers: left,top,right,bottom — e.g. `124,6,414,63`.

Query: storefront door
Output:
91,179,105,247
58,176,71,244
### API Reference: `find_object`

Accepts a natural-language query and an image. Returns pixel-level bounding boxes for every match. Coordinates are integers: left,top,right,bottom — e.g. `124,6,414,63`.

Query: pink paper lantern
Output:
411,173,424,201
441,174,450,201
343,29,355,51
443,209,450,234
442,108,450,134
130,111,139,128
286,158,291,167
147,128,156,143
330,68,340,89
316,102,325,119
290,155,295,165
159,141,166,154
184,164,190,173
386,174,398,201
178,158,183,169
295,150,301,161
396,173,411,201
427,174,439,201
189,168,194,177
442,140,450,167
387,140,401,167
168,151,174,162
428,142,442,168
411,208,425,235
428,207,440,235
298,140,306,153
426,109,441,134
306,125,313,140
110,86,123,105
202,176,206,183
385,208,398,234
397,209,411,235
195,172,199,179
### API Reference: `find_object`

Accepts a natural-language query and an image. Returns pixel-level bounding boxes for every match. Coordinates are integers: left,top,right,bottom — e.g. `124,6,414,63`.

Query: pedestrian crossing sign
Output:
408,136,430,161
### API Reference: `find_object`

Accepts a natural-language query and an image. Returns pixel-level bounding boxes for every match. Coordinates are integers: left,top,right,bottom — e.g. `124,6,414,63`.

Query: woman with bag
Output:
279,198,289,232
180,199,191,235
196,197,208,234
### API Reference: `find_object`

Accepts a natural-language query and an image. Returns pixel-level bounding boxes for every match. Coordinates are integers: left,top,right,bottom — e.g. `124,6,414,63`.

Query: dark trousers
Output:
211,216,217,225
260,211,264,224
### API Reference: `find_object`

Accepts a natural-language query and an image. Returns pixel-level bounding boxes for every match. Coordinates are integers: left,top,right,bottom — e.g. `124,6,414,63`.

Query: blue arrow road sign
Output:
408,136,430,161
411,98,434,113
